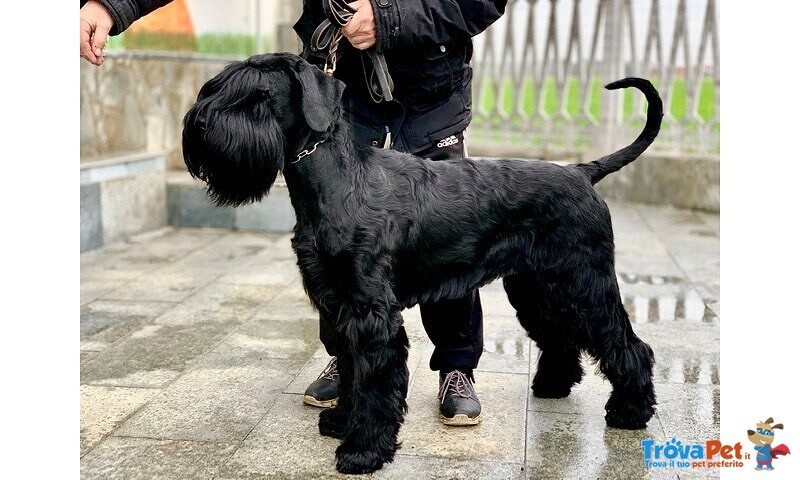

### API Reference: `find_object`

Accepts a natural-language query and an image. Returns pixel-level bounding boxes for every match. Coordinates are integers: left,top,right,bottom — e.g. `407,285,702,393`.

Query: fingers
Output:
80,19,99,65
79,0,115,66
341,22,376,50
91,21,112,63
342,0,376,50
347,35,376,50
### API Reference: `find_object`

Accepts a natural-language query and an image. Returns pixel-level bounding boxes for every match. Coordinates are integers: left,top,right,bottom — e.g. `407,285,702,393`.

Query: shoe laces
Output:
438,370,476,404
317,357,338,381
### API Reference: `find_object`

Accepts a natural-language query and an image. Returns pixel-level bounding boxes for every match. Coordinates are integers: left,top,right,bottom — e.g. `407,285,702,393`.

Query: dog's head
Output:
747,417,783,446
182,53,345,206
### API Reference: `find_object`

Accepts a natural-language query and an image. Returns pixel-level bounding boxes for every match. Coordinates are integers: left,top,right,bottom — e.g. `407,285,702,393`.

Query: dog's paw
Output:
335,445,389,474
605,408,653,430
531,382,573,399
604,391,655,430
319,407,347,439
531,376,575,399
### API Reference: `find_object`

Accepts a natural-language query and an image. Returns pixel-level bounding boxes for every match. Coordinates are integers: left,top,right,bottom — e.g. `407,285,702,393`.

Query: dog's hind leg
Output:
582,273,656,429
504,273,584,398
334,304,409,474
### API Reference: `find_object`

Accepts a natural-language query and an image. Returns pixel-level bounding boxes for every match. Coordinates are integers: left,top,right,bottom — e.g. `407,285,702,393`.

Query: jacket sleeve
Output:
369,0,507,51
82,0,175,35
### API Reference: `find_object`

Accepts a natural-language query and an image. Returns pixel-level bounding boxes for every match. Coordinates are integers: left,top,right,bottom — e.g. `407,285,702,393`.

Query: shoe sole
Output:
439,413,482,426
303,395,338,408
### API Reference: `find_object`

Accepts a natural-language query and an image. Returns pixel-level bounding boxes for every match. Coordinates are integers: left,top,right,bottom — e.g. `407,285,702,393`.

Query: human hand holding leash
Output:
342,0,376,50
80,0,114,66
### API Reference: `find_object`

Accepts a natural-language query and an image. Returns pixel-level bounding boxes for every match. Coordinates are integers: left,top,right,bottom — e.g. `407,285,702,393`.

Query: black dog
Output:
182,53,662,474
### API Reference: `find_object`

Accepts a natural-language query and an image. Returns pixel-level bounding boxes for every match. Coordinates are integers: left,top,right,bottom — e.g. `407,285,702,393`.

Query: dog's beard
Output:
182,80,286,207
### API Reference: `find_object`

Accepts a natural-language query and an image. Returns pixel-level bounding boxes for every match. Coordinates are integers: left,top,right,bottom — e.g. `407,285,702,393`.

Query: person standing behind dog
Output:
79,0,507,426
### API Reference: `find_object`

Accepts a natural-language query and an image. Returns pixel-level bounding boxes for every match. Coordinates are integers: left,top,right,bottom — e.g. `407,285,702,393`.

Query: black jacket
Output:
294,0,506,153
85,0,507,153
82,0,173,35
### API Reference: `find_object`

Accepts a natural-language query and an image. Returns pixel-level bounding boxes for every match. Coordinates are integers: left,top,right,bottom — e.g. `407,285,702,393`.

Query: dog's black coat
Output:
183,53,662,474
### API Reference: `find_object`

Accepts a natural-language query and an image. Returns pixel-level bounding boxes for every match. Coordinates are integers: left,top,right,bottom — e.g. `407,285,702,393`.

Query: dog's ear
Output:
292,60,345,132
773,423,784,430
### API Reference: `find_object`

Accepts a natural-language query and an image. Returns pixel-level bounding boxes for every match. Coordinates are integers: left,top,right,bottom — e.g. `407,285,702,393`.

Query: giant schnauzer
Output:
182,53,663,474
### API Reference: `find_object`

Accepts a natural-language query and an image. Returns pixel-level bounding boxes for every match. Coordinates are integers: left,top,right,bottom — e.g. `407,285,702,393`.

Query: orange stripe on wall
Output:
128,0,196,35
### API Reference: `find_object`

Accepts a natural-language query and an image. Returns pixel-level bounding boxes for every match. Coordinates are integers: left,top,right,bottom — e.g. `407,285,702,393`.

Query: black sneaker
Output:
303,357,339,408
438,370,482,426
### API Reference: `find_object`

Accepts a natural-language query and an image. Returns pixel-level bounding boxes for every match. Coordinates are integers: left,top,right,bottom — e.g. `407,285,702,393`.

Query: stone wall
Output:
80,52,232,170
80,153,168,252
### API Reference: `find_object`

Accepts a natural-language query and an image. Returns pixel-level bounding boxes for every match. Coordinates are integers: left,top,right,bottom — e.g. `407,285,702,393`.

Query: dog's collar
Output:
292,139,326,164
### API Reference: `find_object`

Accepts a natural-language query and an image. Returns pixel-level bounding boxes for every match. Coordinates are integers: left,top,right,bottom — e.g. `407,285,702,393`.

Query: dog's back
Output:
361,150,604,306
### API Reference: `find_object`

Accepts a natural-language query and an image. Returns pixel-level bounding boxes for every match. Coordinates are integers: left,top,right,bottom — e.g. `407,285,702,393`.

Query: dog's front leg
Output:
334,304,409,474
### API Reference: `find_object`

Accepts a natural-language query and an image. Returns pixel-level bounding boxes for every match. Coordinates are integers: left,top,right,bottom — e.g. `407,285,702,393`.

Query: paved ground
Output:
80,201,719,479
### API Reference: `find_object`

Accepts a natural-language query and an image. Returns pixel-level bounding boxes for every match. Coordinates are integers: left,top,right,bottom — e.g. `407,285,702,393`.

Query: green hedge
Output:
107,32,270,57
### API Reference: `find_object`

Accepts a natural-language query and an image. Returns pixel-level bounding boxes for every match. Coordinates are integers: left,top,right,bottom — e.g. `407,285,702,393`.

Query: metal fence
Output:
468,0,719,159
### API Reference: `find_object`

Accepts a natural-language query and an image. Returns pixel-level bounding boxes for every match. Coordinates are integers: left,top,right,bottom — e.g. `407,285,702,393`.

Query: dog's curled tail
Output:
576,78,663,185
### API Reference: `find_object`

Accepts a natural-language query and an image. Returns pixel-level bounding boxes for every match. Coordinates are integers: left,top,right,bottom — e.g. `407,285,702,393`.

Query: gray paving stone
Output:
80,227,222,281
478,283,518,317
102,266,221,303
526,411,670,480
153,282,283,326
80,320,238,388
80,278,127,306
222,315,320,362
375,456,525,480
114,350,300,442
399,368,529,464
81,300,176,351
81,437,237,479
216,393,356,479
250,301,320,323
635,204,720,304
79,197,718,478
218,257,303,286
527,356,613,416
634,321,720,386
80,385,156,456
167,230,279,274
653,383,720,443
254,283,318,310
476,313,531,375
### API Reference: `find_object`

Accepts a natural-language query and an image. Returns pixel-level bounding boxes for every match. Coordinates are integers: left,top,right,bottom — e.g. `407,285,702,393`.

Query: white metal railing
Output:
469,0,719,158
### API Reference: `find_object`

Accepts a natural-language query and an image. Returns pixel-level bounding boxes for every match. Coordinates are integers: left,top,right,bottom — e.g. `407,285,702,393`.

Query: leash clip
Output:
323,31,341,76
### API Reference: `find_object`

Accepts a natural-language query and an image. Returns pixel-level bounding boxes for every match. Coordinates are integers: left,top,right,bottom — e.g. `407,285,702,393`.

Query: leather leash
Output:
310,0,394,102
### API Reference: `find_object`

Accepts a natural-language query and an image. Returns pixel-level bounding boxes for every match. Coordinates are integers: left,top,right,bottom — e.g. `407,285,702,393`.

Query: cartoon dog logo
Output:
747,417,791,471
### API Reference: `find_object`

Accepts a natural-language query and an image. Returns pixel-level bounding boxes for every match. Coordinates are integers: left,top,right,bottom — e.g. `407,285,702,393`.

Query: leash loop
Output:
310,0,394,100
